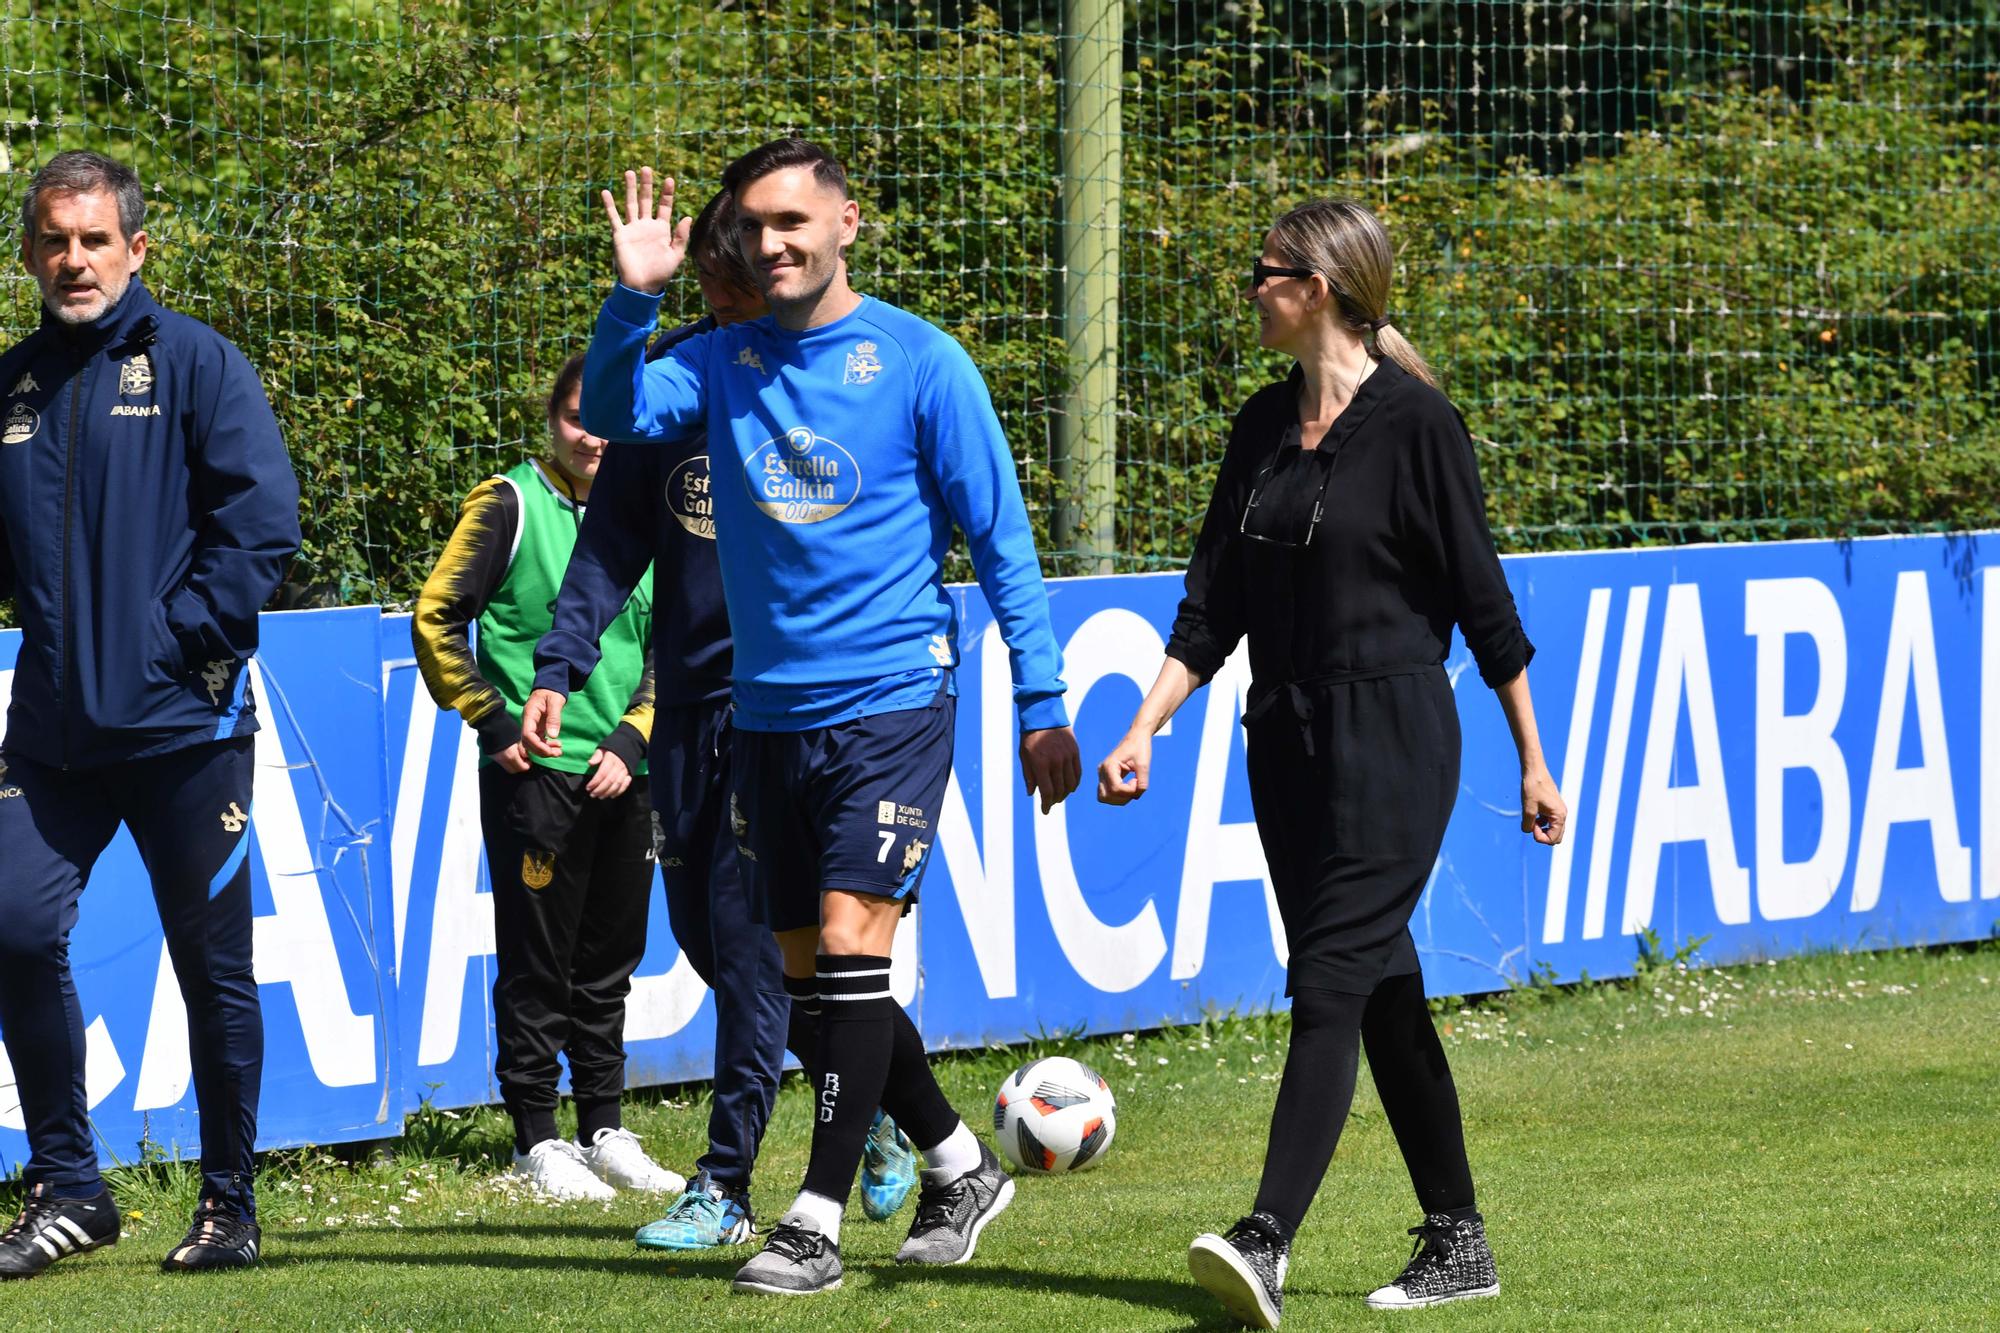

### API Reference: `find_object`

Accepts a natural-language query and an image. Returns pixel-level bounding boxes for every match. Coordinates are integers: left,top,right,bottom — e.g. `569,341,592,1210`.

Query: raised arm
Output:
581,168,710,442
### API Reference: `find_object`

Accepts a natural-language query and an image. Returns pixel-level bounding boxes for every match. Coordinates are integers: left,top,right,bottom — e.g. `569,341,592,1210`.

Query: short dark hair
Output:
689,189,756,292
547,352,588,423
20,150,145,242
721,138,848,200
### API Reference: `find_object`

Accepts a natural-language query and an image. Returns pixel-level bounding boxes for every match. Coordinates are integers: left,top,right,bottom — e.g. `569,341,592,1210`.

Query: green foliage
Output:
0,2,1992,604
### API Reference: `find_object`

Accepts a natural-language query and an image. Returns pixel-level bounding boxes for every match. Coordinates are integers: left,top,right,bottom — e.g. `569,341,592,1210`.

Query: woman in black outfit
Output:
1097,199,1567,1329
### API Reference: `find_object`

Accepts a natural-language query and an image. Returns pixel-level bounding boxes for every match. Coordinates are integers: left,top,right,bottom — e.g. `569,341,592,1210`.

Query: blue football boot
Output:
860,1111,919,1221
635,1170,755,1251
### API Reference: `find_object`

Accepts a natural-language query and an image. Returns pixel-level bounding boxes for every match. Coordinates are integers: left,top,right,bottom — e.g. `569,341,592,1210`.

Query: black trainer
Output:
1365,1211,1500,1309
0,1183,121,1280
894,1138,1016,1266
1188,1211,1290,1329
161,1197,262,1272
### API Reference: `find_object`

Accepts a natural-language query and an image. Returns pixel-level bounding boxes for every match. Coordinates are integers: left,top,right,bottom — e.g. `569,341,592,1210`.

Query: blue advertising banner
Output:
2,531,1995,1170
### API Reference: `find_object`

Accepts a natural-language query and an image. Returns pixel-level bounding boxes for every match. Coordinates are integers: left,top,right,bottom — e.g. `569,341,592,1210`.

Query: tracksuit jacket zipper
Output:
59,359,84,770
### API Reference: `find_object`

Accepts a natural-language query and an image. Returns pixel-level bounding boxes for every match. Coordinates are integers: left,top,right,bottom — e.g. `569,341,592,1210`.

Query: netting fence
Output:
2,1,1995,603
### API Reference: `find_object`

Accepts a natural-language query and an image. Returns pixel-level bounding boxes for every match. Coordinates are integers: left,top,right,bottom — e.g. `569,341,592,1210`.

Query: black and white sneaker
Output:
161,1198,262,1272
893,1138,1015,1266
731,1211,843,1295
0,1184,120,1280
1365,1211,1499,1309
1189,1212,1290,1329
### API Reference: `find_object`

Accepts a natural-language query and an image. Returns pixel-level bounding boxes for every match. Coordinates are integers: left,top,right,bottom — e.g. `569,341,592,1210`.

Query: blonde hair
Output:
1268,198,1438,389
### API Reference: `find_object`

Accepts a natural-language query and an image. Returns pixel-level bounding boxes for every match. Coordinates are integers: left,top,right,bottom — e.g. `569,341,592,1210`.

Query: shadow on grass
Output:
273,1219,641,1245
254,1240,1259,1327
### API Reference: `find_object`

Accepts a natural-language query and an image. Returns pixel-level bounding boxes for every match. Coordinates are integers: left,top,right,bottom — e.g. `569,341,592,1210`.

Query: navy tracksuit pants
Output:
0,737,261,1215
649,702,790,1193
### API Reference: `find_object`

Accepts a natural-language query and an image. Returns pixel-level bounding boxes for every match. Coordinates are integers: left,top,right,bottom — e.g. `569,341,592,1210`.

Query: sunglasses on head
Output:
1249,261,1316,290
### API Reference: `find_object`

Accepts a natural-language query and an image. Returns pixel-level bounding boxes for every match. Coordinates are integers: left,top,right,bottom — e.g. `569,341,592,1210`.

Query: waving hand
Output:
600,167,693,294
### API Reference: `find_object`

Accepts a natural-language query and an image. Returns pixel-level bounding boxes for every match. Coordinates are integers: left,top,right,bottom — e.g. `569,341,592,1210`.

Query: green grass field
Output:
4,944,1997,1330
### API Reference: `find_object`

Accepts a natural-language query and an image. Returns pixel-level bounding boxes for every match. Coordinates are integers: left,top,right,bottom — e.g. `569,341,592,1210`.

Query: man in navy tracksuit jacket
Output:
0,152,300,1279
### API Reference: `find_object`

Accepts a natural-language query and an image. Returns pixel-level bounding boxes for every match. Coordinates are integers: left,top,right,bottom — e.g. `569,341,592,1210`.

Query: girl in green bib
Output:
414,355,682,1201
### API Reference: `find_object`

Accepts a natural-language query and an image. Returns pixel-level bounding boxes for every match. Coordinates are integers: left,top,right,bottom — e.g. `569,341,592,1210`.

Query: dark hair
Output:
20,149,145,242
547,352,588,423
688,189,756,292
721,138,848,199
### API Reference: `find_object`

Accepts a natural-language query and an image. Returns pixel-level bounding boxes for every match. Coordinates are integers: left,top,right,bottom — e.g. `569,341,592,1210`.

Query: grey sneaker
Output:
731,1212,842,1296
893,1138,1015,1265
1189,1212,1289,1329
1365,1211,1500,1309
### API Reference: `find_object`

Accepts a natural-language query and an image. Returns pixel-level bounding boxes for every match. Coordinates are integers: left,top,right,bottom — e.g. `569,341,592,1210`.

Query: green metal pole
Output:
1058,0,1121,574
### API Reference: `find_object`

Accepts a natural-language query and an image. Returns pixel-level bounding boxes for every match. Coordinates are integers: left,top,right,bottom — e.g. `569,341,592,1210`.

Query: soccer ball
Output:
993,1055,1117,1175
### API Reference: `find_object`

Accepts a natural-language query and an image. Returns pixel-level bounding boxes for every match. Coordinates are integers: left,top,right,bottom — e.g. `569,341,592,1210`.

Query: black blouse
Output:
1165,357,1533,707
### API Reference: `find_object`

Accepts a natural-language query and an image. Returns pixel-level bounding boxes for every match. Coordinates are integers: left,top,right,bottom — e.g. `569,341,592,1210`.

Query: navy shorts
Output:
731,694,955,933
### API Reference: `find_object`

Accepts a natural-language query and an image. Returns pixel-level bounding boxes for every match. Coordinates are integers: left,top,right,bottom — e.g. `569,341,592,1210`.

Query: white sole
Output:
731,1275,843,1296
1188,1235,1280,1330
1366,1281,1500,1310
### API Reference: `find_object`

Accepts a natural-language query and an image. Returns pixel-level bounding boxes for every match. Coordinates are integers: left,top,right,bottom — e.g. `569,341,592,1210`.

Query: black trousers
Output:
478,762,654,1120
0,737,261,1214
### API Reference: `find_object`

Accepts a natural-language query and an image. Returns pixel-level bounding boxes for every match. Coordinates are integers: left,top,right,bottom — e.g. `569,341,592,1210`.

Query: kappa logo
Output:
3,401,38,445
736,346,767,374
219,802,249,833
201,659,234,705
928,634,953,667
119,352,154,396
730,792,748,838
521,850,556,891
843,340,883,386
8,371,37,396
900,838,930,875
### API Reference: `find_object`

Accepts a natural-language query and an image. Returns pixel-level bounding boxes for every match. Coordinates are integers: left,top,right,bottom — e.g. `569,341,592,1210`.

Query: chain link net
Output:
2,1,1993,601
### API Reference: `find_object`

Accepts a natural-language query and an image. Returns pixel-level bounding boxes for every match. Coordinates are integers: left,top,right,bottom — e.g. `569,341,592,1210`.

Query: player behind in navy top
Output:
528,139,1080,1296
529,187,918,1251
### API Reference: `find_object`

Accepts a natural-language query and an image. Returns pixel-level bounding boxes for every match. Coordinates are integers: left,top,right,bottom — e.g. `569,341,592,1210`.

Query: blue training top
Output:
583,284,1068,734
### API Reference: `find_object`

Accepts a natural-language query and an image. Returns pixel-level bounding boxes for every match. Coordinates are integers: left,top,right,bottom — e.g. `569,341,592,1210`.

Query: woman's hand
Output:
1097,730,1153,805
1522,764,1566,845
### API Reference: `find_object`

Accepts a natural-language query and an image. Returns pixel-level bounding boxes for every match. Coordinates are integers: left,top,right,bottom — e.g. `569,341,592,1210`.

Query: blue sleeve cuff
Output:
1018,694,1071,733
605,282,666,326
530,661,579,697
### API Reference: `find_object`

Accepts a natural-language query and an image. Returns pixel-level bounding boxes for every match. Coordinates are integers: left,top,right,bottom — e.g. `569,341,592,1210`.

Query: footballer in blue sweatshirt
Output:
537,141,1079,1296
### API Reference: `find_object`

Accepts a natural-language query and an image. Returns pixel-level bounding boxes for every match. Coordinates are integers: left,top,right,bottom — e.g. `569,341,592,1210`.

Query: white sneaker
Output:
582,1127,686,1195
515,1138,617,1202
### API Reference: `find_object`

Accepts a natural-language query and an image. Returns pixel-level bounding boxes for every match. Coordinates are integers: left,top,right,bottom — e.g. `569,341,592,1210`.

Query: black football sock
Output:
1251,986,1368,1233
798,955,896,1204
1362,970,1477,1215
876,997,961,1152
509,1103,560,1156
574,1097,620,1147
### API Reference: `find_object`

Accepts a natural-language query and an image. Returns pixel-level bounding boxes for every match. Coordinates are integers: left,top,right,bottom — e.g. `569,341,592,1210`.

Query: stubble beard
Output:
43,273,128,326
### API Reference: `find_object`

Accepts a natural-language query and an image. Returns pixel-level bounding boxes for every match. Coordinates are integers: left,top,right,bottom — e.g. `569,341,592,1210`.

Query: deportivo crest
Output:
2,401,37,445
665,454,715,539
120,352,154,396
843,340,883,386
8,371,37,396
521,850,556,890
748,426,861,524
736,346,767,374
